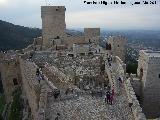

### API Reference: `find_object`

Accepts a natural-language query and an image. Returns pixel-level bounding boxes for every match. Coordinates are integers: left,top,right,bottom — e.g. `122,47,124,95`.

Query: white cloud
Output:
0,0,160,30
66,5,160,30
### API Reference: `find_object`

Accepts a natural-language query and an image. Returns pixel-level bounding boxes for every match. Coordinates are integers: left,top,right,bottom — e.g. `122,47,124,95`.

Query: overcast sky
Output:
0,0,160,30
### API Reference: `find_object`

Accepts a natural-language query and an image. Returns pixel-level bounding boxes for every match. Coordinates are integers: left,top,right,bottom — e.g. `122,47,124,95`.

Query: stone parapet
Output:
124,78,146,120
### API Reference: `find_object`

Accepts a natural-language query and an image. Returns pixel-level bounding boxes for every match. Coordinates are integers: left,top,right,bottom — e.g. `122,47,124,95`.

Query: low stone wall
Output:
124,78,146,120
45,63,73,83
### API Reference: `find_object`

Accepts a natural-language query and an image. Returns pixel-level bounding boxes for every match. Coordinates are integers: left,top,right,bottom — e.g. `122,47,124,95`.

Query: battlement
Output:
108,35,126,42
139,50,160,64
41,6,66,16
84,28,100,44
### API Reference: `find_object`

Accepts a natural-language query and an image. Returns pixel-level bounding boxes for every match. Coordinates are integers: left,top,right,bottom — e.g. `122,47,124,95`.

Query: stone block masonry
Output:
41,6,66,47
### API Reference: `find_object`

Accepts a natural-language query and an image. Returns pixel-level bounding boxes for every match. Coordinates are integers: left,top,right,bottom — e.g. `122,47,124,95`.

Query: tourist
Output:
54,90,60,99
36,68,40,76
55,113,60,120
40,70,44,80
106,91,111,104
110,88,115,105
36,74,41,83
118,77,122,84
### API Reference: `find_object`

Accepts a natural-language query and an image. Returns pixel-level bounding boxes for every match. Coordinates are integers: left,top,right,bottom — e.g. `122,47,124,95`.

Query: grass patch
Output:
0,94,5,114
9,88,23,120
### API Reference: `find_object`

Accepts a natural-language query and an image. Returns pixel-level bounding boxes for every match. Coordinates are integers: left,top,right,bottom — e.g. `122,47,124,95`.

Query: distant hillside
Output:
0,20,41,51
102,30,160,49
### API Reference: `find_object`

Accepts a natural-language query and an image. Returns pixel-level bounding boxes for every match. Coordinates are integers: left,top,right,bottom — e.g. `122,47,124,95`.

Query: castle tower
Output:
84,28,100,45
41,6,66,47
106,35,127,62
137,50,160,118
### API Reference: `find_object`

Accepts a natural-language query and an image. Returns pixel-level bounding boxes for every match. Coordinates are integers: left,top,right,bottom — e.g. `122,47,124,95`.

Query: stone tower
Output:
106,35,127,62
84,28,100,45
41,6,66,47
137,50,160,118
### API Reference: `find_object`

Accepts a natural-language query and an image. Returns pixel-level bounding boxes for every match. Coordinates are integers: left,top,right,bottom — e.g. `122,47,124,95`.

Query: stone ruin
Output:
0,5,149,120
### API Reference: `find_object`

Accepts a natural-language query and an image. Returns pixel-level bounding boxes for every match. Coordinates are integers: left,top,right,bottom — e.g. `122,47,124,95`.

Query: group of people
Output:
105,86,115,105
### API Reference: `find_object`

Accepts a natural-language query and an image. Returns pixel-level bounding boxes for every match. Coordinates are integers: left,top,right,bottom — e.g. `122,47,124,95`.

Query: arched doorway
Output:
106,43,111,50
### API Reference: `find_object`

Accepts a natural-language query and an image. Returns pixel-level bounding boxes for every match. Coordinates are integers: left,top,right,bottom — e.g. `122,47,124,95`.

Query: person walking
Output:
55,113,60,120
106,91,111,104
110,88,115,105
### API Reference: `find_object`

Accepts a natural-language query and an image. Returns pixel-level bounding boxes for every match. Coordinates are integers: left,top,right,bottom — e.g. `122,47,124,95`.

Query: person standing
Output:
110,88,115,105
106,91,111,104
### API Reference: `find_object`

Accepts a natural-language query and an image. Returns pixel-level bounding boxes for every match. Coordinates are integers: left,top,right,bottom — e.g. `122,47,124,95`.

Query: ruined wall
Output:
33,37,43,46
130,77,142,98
23,44,35,53
19,59,41,119
0,56,21,103
107,36,127,62
124,78,146,120
64,36,85,50
73,43,90,56
137,50,148,82
84,28,100,45
44,63,73,83
41,6,66,46
105,55,146,119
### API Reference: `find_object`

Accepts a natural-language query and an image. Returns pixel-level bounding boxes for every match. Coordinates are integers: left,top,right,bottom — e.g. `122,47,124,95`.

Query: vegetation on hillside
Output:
125,47,138,74
0,94,5,119
0,20,41,51
9,87,23,120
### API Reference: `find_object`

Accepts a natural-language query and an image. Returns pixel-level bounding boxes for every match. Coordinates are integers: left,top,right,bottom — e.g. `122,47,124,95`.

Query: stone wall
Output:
44,63,73,83
137,50,160,118
73,43,90,56
64,35,85,50
130,76,142,98
142,59,160,118
0,55,21,103
41,6,66,46
84,28,100,45
124,78,146,120
105,54,146,120
114,57,146,120
19,59,41,119
107,36,127,62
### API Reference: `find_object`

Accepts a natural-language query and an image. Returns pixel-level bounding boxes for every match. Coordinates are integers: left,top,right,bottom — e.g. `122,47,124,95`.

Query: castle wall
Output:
137,50,160,118
41,6,66,46
107,36,127,62
33,37,43,46
0,58,21,103
124,78,146,120
105,55,146,120
19,59,41,119
64,36,85,50
142,58,160,118
84,28,100,44
73,43,90,56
